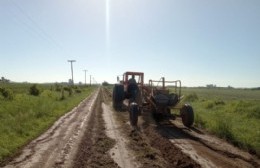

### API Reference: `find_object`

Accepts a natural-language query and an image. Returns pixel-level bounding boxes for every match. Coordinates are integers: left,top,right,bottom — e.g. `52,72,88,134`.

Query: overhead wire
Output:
9,0,64,51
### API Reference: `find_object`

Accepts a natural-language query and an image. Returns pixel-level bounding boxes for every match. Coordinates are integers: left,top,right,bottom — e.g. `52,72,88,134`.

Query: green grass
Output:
177,87,260,156
0,83,96,162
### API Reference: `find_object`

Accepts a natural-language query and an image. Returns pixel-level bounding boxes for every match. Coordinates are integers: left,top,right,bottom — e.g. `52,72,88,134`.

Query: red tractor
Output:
112,71,194,127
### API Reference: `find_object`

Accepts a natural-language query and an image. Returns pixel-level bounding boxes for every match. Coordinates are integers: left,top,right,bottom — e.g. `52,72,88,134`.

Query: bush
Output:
185,93,198,102
204,100,225,109
60,89,65,100
40,90,55,98
64,87,73,96
29,84,40,96
102,81,109,86
205,101,214,109
215,100,225,105
0,88,14,100
75,89,82,93
54,83,62,92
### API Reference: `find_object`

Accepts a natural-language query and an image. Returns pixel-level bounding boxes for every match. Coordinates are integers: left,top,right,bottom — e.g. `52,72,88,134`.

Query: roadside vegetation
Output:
0,82,96,162
178,87,260,156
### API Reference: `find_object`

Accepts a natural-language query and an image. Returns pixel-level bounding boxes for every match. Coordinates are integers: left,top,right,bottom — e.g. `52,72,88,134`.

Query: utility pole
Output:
83,70,87,86
68,60,76,85
90,75,91,86
92,77,96,85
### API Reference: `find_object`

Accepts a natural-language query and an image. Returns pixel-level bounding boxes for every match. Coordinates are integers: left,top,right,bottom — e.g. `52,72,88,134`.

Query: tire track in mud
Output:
3,89,99,168
157,120,260,168
140,111,201,168
72,88,119,168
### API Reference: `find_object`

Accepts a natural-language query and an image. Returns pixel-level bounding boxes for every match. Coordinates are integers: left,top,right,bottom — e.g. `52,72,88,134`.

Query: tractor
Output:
112,71,194,127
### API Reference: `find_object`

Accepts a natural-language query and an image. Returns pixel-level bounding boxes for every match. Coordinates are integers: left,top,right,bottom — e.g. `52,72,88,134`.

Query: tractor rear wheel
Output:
129,103,138,126
180,104,194,127
112,84,124,110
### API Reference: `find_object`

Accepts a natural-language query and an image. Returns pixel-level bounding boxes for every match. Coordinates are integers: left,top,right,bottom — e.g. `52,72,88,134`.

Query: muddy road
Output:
2,87,259,168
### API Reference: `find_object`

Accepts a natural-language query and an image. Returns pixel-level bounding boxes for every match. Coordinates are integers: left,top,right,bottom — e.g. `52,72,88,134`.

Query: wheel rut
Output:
157,119,260,168
72,88,119,168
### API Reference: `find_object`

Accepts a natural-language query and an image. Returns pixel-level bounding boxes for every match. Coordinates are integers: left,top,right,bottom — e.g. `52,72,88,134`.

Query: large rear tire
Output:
180,104,194,127
129,102,138,126
112,84,124,111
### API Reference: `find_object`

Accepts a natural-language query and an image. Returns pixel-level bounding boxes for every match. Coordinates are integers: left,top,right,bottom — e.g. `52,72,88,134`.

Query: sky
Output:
0,0,259,87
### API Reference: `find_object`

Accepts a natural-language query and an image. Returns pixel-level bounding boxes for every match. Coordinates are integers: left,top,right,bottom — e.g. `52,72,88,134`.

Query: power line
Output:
9,0,63,50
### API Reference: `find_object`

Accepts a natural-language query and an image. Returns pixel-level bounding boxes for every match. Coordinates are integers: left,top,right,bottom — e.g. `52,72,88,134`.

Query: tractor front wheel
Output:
180,104,194,127
129,102,139,126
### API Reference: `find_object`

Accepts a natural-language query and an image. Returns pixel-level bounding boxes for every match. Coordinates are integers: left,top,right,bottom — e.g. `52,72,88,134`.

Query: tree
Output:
102,81,109,86
0,77,10,83
29,84,40,96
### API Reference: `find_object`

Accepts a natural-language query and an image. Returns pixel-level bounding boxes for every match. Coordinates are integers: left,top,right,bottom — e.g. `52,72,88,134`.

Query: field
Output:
0,82,95,162
179,87,260,156
1,84,259,167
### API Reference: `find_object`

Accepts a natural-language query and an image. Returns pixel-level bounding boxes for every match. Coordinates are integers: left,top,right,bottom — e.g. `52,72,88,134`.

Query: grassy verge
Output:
178,87,260,156
0,83,96,162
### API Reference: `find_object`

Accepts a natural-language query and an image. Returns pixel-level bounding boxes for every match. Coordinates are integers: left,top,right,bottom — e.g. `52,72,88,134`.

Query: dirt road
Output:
2,87,259,168
3,89,100,168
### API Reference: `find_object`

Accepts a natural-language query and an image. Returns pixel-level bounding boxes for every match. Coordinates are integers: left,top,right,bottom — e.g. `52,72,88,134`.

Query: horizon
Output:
1,78,259,89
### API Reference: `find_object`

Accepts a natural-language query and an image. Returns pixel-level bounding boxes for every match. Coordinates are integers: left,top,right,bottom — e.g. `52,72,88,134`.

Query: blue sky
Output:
0,0,259,87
